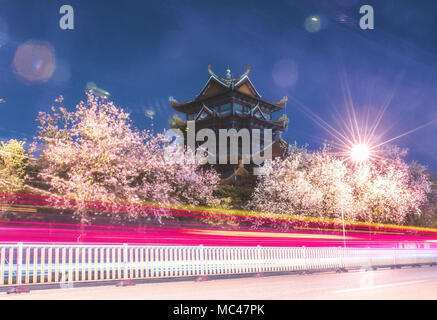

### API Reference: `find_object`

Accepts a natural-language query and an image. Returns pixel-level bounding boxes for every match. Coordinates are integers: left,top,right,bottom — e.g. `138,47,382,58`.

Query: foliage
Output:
247,146,355,227
0,139,31,193
247,145,432,226
213,185,255,210
35,93,219,222
409,173,437,227
348,146,431,224
1,92,434,228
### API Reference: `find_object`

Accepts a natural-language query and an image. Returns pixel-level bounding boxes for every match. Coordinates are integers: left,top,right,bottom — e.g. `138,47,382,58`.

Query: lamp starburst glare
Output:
287,70,437,165
350,143,370,163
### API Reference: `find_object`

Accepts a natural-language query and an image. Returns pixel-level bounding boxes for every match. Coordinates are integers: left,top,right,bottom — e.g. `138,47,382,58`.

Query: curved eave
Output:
169,99,195,112
170,77,233,112
270,119,289,128
171,91,287,113
266,103,286,111
233,91,287,111
274,96,288,109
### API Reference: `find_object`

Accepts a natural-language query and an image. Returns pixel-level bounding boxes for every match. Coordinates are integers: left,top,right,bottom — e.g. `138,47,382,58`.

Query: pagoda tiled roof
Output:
170,64,287,112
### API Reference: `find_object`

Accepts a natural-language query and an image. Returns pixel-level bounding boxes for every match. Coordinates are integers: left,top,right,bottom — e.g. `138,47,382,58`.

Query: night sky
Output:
0,0,436,172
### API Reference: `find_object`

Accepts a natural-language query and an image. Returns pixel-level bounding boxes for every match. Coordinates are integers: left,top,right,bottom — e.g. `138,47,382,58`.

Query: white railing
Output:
0,243,436,286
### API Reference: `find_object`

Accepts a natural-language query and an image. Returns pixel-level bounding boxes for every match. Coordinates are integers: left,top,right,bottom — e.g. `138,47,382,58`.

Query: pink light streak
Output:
1,193,437,248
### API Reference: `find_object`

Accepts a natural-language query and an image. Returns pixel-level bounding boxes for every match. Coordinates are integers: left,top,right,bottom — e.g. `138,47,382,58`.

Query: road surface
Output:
2,266,437,299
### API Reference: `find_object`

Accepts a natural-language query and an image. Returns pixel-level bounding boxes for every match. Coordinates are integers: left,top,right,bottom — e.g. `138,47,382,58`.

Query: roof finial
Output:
226,67,232,80
208,63,216,78
242,64,251,77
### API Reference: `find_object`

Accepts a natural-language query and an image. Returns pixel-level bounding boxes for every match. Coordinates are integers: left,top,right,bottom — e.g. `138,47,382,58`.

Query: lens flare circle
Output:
12,40,56,83
305,15,323,32
272,59,299,87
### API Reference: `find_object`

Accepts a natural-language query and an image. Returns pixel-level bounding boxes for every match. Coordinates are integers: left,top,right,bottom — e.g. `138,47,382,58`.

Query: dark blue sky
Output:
0,0,437,172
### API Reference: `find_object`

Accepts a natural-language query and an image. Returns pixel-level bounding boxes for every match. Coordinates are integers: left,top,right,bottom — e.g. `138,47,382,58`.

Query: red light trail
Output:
0,193,436,248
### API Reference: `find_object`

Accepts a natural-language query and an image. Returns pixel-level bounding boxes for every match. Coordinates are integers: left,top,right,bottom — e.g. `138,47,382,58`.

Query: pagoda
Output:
169,64,290,184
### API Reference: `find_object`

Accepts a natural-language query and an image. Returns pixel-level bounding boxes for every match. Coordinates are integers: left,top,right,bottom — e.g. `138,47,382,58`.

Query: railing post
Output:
25,247,30,284
123,243,128,280
257,245,261,273
0,247,5,285
17,243,23,286
200,244,205,276
195,244,210,281
40,248,45,284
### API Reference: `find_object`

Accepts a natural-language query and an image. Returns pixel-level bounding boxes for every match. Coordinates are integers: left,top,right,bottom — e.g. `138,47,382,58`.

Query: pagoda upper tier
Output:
169,64,288,114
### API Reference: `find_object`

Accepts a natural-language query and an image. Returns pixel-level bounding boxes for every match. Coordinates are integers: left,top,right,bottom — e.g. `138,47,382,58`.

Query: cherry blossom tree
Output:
247,146,356,227
248,145,432,226
35,93,219,222
348,146,432,224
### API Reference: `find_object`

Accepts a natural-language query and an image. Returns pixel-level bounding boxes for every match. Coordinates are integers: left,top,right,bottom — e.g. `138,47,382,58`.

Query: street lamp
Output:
341,143,371,248
350,143,370,163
